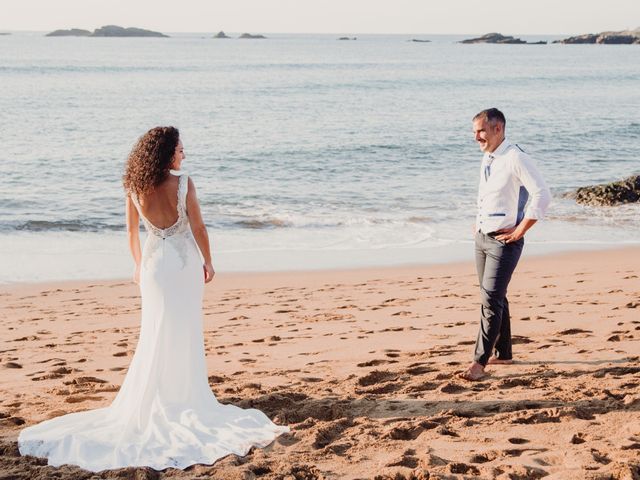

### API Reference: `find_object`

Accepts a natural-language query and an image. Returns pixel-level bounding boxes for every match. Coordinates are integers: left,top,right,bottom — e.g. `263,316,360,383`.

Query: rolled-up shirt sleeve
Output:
513,154,551,220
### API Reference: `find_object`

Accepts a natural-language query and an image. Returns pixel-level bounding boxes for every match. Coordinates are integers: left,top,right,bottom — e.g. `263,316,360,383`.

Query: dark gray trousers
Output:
473,231,524,366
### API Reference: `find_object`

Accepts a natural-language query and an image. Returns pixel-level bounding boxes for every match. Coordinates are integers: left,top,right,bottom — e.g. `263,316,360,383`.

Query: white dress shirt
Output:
476,138,551,234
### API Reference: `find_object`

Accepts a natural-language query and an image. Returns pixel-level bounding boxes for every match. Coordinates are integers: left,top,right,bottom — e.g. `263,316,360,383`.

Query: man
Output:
460,108,551,381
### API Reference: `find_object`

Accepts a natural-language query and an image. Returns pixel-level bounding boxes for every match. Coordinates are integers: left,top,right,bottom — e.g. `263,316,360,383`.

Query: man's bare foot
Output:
488,357,513,365
458,362,487,381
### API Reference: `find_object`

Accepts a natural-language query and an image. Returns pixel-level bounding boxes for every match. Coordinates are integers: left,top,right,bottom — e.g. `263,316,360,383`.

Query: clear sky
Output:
3,0,639,35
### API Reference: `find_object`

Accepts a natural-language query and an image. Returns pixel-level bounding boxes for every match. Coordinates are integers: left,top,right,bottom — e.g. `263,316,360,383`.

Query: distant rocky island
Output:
410,39,431,43
461,33,546,44
46,25,168,37
92,25,168,37
564,175,640,206
0,32,11,36
338,37,357,41
554,28,640,44
213,31,266,39
239,33,266,39
46,28,91,37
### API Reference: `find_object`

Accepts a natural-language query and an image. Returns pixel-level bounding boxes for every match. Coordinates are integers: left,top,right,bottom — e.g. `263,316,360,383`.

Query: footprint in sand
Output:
13,335,39,342
497,377,533,389
558,328,592,335
391,311,412,316
312,418,353,449
499,465,548,479
508,437,530,444
446,463,480,475
405,365,436,375
0,416,26,426
570,433,586,444
512,335,535,344
63,376,108,386
384,421,436,440
65,395,103,404
357,359,396,367
439,382,467,394
469,451,498,464
385,450,419,468
590,449,611,465
405,381,438,393
357,370,398,387
436,425,459,437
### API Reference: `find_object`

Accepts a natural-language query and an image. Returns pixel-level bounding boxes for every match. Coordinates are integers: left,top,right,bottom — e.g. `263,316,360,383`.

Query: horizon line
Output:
0,29,586,37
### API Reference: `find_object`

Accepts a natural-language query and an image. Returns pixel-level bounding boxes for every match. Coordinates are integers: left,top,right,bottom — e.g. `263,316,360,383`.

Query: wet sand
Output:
1,247,639,479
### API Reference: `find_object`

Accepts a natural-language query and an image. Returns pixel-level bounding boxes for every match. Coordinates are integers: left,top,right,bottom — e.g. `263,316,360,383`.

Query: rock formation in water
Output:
338,37,357,40
91,25,168,37
46,29,91,37
460,33,546,44
563,175,640,206
410,39,431,43
239,33,266,39
213,31,230,38
554,28,640,44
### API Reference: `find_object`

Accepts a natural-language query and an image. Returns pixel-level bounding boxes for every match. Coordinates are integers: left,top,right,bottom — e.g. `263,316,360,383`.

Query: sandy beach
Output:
1,247,639,479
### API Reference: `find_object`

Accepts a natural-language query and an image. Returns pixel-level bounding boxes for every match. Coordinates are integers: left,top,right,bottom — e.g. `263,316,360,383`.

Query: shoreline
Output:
1,245,639,478
1,239,638,287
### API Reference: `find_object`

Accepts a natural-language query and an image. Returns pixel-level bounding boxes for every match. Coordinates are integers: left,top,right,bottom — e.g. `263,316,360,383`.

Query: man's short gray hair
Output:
473,108,506,127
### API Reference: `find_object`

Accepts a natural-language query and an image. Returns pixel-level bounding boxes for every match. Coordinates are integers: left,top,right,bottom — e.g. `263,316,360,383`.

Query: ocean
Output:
1,32,639,283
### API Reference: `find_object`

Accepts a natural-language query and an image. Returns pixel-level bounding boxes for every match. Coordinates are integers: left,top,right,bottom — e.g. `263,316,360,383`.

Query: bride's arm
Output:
126,195,142,283
186,178,215,283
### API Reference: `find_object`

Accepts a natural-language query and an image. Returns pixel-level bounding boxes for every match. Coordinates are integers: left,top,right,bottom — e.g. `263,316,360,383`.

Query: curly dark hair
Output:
123,126,180,197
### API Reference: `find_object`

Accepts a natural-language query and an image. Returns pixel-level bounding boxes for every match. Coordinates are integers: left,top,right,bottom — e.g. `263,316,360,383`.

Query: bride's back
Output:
136,174,182,229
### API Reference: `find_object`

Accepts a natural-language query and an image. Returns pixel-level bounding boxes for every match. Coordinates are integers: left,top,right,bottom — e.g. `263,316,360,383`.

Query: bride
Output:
18,126,289,472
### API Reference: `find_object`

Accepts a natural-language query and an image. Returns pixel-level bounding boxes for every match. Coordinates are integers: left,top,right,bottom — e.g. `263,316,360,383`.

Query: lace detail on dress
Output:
132,174,189,240
131,174,191,269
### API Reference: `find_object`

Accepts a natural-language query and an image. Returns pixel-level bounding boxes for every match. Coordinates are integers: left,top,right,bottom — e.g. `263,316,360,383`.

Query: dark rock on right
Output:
563,175,640,206
554,28,640,44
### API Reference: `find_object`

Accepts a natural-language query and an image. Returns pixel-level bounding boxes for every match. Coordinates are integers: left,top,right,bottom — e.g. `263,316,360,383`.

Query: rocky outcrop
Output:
461,33,546,44
555,28,640,44
46,29,91,37
213,31,230,38
45,26,167,37
338,37,357,40
564,175,640,206
239,33,266,39
91,25,168,37
410,39,431,43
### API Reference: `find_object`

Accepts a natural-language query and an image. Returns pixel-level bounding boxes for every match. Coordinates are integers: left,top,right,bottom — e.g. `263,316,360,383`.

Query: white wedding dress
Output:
18,172,289,472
